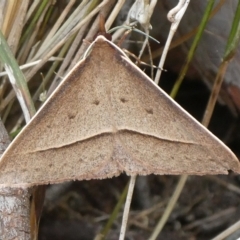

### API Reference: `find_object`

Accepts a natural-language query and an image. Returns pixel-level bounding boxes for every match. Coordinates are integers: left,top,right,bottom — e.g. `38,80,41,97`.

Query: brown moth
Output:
0,36,239,187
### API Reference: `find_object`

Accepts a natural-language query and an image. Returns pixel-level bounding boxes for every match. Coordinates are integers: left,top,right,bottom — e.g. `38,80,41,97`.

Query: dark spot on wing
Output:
120,98,128,103
92,100,100,105
145,108,153,114
68,113,76,119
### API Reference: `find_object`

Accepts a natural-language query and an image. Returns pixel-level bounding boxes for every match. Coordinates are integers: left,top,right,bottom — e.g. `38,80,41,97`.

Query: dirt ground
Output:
39,175,240,240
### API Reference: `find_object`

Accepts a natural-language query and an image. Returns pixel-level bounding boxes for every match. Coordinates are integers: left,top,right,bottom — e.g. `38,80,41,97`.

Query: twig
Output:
0,57,63,77
154,0,190,84
206,176,240,195
148,175,188,240
212,219,240,240
105,0,126,30
119,175,136,240
184,207,236,230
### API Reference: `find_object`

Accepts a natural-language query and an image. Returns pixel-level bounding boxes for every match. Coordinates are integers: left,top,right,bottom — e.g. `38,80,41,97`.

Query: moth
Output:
0,35,239,187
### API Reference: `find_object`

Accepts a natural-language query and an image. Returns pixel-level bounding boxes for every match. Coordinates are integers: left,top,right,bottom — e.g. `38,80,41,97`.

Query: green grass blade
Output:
224,0,240,60
20,0,49,45
0,30,35,121
170,0,215,99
